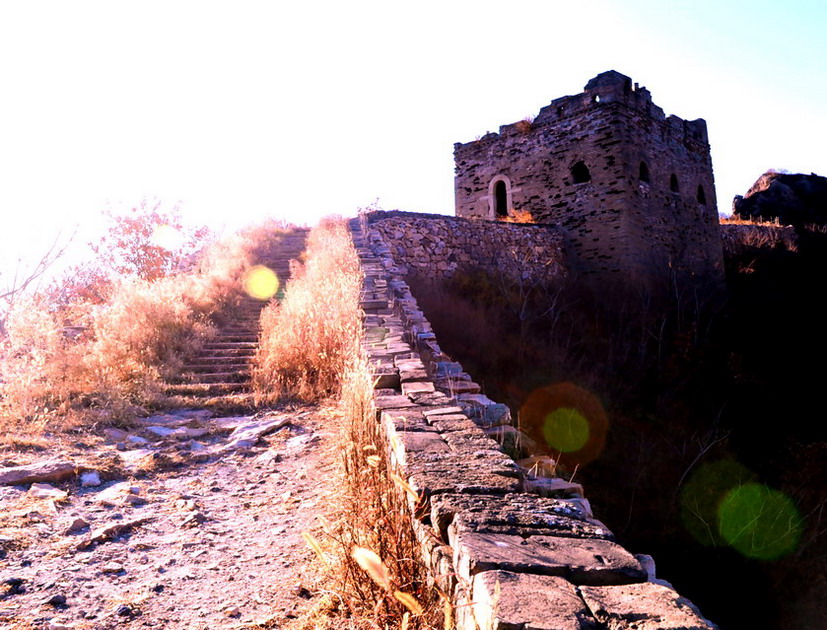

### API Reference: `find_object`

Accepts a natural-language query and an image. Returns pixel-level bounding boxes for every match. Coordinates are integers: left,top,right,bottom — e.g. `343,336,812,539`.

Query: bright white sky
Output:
1,0,826,280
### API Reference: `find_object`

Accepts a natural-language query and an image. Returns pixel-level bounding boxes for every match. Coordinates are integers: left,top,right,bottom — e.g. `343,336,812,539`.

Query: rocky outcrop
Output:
733,171,827,226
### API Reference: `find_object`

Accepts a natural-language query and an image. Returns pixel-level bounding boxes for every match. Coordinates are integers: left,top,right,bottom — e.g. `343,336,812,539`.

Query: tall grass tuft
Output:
253,218,362,402
256,218,441,628
321,348,443,629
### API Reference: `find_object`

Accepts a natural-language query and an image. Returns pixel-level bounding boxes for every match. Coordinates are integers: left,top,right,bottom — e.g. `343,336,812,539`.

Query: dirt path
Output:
0,404,337,630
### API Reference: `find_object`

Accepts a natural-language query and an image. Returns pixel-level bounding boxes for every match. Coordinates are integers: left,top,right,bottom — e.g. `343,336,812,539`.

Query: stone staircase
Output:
162,228,309,410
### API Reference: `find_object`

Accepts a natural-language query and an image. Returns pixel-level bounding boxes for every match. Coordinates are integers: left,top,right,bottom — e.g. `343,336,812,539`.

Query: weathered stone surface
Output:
372,366,400,389
399,366,430,382
79,517,153,550
401,380,435,396
382,408,438,433
435,378,481,395
431,493,611,542
374,393,419,414
389,430,450,468
217,415,291,452
452,531,646,585
29,483,69,500
469,571,597,630
523,477,585,498
580,582,718,630
95,482,142,507
421,405,464,418
408,390,454,406
427,413,480,434
442,429,503,454
0,461,78,486
406,458,520,497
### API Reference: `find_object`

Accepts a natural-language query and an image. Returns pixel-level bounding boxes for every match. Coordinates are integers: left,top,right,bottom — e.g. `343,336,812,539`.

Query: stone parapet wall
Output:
364,210,567,285
351,216,717,630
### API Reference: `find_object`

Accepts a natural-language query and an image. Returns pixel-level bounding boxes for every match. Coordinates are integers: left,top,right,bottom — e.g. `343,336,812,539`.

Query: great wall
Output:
353,212,720,629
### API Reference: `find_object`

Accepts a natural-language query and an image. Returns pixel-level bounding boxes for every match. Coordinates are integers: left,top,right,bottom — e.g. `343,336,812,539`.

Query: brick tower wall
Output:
454,71,724,291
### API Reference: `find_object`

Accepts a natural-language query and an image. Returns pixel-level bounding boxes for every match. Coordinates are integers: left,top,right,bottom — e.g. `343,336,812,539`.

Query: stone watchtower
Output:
454,70,724,292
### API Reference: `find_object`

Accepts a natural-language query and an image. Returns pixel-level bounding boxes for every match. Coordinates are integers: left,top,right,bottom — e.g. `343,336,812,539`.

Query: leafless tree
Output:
0,232,74,336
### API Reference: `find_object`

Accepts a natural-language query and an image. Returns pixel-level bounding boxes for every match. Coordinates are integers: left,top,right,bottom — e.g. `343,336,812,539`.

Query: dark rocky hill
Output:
733,170,827,226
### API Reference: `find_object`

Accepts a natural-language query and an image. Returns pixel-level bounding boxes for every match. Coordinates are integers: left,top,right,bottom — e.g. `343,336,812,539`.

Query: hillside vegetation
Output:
0,205,291,436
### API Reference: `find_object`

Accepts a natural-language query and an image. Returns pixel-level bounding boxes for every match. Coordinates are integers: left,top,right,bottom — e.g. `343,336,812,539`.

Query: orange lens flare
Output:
519,382,608,468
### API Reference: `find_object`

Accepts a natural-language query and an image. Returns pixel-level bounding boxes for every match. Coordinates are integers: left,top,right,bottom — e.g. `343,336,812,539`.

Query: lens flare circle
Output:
244,265,280,300
718,483,803,561
151,224,184,251
679,459,755,547
542,407,590,453
519,382,608,467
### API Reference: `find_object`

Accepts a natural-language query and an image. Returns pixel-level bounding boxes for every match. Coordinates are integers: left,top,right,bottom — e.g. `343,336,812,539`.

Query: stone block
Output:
405,452,521,497
523,477,586,499
452,531,646,585
374,394,419,420
393,351,422,366
382,408,439,434
421,405,465,418
399,366,430,382
579,582,718,629
409,391,455,407
435,378,481,395
389,430,451,468
372,367,400,390
427,413,480,433
469,570,597,630
432,361,465,378
431,492,610,542
401,381,436,396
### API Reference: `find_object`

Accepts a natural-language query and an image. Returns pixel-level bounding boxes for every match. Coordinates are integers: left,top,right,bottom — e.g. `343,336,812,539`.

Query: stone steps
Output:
158,227,308,409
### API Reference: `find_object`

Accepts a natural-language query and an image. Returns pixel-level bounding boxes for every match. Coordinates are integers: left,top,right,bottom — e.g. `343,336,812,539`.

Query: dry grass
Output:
515,117,534,134
498,208,536,224
0,219,289,435
254,218,442,628
310,349,443,629
252,218,362,402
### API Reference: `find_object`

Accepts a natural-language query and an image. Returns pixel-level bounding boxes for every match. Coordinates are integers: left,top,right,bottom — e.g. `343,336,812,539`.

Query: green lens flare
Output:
542,407,589,453
680,459,755,547
718,483,803,561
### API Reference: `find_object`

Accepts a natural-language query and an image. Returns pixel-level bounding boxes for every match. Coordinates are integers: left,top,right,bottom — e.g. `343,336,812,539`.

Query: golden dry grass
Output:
253,217,443,629
0,220,290,435
252,218,362,402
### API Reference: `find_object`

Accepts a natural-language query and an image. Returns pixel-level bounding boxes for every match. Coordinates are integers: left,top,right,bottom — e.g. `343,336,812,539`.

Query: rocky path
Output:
0,227,338,629
0,405,337,630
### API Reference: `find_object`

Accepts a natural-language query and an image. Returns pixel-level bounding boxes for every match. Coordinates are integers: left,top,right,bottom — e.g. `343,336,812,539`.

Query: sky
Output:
1,0,826,281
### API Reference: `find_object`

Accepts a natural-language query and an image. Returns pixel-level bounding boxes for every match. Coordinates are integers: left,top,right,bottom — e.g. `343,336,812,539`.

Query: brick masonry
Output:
365,210,566,285
454,70,724,292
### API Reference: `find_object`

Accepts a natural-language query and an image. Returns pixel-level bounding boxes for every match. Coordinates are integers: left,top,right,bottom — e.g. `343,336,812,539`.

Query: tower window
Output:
494,180,508,217
639,161,650,183
697,185,707,205
670,173,680,193
572,161,591,184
